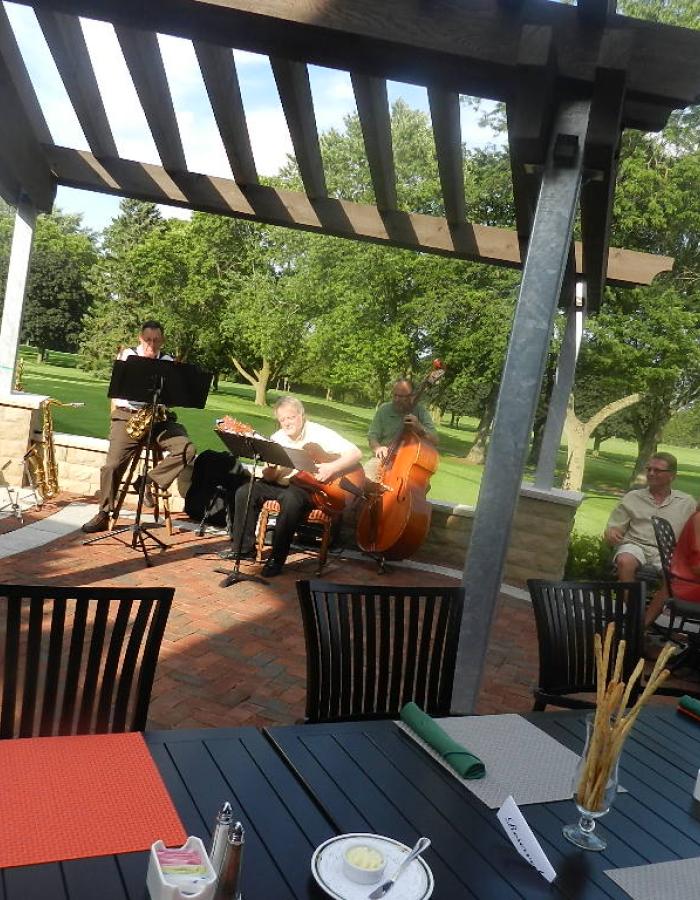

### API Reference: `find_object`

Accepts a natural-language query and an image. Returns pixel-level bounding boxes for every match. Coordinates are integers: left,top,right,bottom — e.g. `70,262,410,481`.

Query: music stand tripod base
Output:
83,517,168,567
213,566,268,588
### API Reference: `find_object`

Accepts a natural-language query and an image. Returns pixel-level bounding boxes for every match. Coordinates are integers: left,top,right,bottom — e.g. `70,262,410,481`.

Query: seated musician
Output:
366,378,438,479
82,320,196,533
229,396,362,577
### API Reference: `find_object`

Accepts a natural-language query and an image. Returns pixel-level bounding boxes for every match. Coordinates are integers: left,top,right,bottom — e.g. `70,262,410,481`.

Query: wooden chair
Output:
527,580,645,711
0,584,173,738
297,579,464,723
111,440,172,535
256,501,333,575
651,515,700,671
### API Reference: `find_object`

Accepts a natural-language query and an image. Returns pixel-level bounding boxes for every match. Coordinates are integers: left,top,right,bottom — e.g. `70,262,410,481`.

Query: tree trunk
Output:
591,432,604,457
212,372,220,392
254,358,271,406
326,387,333,401
465,383,498,465
527,360,556,466
630,418,668,486
563,392,640,491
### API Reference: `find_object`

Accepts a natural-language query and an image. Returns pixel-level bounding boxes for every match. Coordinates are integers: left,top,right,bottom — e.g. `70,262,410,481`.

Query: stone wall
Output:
0,393,45,486
347,482,582,587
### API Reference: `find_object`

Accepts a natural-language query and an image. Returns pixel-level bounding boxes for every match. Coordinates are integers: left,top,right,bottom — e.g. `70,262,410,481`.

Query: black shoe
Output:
134,474,155,509
81,510,110,533
262,559,284,577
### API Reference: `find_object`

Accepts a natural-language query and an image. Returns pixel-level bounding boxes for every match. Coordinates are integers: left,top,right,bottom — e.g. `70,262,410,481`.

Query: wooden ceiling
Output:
2,0,694,306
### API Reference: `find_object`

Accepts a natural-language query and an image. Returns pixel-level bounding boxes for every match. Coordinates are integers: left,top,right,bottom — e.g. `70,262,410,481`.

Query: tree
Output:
19,212,98,357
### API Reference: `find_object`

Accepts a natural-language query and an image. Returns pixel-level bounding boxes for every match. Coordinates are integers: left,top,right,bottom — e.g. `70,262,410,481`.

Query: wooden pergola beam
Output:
0,4,51,145
427,87,466,225
194,42,258,185
351,74,396,211
35,10,118,158
114,26,188,171
13,0,700,128
43,145,672,286
269,58,327,199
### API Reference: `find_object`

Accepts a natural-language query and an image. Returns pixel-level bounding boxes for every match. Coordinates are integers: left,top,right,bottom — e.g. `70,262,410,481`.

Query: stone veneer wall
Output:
0,393,45,486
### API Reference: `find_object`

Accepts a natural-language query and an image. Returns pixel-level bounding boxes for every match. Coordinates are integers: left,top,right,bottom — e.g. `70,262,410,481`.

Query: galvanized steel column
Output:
452,100,591,713
534,280,587,488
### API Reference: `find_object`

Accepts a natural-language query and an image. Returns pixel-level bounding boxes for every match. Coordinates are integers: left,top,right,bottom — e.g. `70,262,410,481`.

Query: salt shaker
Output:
210,802,233,877
214,821,245,900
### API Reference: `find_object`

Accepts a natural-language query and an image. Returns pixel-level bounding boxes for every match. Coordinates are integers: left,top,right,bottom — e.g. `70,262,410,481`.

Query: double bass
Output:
356,362,445,560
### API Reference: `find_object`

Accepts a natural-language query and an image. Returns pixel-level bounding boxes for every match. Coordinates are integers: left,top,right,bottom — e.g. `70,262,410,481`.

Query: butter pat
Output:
343,842,386,884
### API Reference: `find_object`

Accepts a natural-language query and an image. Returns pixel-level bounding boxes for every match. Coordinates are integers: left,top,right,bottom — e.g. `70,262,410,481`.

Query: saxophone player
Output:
82,320,196,533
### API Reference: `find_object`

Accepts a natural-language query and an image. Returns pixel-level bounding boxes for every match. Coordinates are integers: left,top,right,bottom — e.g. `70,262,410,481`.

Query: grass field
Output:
21,361,700,538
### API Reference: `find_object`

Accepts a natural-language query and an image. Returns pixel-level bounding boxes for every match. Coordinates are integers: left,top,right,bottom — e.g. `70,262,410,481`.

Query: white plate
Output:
311,833,434,900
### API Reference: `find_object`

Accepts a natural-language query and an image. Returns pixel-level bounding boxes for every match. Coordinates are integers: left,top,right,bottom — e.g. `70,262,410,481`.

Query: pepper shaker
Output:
214,821,244,900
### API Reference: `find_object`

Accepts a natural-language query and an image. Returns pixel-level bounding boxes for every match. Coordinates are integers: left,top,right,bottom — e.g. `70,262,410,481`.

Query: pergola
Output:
0,0,697,712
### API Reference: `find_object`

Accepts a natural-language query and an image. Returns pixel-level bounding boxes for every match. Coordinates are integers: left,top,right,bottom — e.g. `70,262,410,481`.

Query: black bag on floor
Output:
184,450,248,527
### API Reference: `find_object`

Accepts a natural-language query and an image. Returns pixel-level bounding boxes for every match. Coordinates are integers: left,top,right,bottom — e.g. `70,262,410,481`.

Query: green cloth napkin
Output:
678,695,700,721
400,702,486,779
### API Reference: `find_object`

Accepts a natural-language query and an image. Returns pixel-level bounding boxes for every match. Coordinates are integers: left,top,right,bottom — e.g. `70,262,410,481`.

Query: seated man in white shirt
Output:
604,452,696,625
229,395,362,577
82,320,196,533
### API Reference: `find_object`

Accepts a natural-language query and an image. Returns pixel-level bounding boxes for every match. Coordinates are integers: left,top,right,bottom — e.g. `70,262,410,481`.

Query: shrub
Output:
564,530,614,581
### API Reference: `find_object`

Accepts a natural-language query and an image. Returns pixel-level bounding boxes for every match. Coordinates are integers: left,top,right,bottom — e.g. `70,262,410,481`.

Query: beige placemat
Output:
606,857,700,899
398,713,624,808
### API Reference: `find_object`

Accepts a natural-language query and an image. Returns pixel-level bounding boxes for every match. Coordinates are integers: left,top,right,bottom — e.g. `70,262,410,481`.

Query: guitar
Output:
216,416,365,516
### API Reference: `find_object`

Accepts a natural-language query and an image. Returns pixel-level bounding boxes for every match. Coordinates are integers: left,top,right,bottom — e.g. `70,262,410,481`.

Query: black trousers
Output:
232,479,311,565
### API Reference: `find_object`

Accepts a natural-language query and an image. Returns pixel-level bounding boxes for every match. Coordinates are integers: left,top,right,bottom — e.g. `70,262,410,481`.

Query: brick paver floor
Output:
0,495,690,730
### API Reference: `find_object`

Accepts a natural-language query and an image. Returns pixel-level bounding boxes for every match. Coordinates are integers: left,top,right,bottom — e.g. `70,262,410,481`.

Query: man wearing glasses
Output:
366,379,438,479
604,452,695,624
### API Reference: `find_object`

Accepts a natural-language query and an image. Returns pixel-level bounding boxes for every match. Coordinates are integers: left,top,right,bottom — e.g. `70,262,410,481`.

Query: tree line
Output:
0,1,698,492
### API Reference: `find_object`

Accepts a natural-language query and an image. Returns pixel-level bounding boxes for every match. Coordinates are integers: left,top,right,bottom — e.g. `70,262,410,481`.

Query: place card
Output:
497,795,556,883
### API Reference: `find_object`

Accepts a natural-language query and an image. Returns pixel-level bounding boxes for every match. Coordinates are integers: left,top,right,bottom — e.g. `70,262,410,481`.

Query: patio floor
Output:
0,494,690,730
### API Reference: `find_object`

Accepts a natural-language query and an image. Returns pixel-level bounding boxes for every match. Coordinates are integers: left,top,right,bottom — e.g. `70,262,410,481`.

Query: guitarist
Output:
229,396,361,577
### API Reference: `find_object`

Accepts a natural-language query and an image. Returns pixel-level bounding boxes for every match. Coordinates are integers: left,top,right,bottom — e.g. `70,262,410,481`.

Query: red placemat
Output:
0,732,187,868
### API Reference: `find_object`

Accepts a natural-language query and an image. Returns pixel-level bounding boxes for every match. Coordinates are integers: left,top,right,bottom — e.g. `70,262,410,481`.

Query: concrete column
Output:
534,280,587,488
0,197,36,395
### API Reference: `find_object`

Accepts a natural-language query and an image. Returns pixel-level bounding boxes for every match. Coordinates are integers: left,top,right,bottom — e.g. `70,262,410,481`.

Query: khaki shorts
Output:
613,542,660,569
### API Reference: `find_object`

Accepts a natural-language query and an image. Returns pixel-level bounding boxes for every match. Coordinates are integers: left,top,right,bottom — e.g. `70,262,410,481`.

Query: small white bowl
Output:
342,841,386,884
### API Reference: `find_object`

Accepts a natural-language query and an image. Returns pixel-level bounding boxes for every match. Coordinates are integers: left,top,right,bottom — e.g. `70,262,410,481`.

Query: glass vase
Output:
562,713,620,852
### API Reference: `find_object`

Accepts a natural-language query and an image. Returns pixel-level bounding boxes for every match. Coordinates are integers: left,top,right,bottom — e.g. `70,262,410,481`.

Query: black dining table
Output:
3,706,699,900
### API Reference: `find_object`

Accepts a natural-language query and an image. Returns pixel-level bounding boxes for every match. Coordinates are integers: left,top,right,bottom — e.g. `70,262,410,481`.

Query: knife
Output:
368,836,431,899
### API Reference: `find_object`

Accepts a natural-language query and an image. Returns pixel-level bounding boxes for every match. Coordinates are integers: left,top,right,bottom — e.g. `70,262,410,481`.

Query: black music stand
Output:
213,429,316,588
84,356,211,565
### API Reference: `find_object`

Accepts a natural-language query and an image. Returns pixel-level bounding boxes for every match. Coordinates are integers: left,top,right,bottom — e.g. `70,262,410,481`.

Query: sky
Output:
4,1,503,235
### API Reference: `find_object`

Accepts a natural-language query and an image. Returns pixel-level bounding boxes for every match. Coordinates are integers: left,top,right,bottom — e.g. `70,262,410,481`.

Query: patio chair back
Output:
297,579,464,723
0,584,173,738
527,580,645,711
651,515,677,593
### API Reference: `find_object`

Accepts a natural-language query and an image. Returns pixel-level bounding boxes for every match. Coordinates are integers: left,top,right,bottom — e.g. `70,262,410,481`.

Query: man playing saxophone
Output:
82,320,196,533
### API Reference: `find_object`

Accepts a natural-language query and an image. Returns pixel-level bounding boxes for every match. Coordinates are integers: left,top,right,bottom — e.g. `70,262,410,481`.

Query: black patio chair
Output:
527,580,645,711
297,579,464,723
651,515,700,671
0,584,173,738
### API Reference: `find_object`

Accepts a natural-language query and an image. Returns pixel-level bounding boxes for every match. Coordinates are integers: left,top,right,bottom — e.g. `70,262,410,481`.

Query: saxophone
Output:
125,404,168,440
25,399,83,499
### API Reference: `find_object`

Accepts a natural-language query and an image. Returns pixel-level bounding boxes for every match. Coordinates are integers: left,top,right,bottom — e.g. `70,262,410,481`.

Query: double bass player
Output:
366,378,438,480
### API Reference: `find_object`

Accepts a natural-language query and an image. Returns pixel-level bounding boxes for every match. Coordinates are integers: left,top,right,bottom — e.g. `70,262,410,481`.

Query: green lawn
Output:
21,361,700,538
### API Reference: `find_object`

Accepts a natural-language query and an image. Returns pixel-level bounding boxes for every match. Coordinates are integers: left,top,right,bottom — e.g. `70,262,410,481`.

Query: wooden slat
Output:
350,74,396,211
13,0,700,127
0,3,51,144
427,87,465,225
0,50,56,210
193,42,258,184
35,9,117,157
269,57,326,198
114,25,187,171
44,144,673,286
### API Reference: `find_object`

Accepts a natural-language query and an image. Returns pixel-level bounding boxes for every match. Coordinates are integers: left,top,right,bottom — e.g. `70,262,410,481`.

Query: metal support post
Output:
0,196,36,394
452,100,591,714
534,280,587,488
